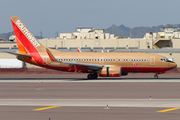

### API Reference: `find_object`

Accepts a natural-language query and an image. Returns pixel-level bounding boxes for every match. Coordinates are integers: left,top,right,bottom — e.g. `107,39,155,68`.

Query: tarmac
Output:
0,73,180,120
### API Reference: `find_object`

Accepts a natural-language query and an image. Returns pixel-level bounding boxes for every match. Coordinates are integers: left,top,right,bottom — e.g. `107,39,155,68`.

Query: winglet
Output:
46,48,57,62
77,46,82,52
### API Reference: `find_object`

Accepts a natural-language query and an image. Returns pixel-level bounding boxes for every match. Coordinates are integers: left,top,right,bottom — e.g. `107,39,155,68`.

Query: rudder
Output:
11,16,45,54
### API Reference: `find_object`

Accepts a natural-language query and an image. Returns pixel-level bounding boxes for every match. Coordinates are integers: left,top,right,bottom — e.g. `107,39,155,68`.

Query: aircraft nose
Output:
171,62,177,68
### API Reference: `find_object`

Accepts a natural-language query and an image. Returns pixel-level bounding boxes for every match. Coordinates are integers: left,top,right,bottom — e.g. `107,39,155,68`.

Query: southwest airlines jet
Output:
9,16,177,79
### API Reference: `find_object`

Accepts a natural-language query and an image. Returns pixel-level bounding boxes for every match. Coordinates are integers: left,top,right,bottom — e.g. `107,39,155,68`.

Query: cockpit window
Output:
160,58,174,63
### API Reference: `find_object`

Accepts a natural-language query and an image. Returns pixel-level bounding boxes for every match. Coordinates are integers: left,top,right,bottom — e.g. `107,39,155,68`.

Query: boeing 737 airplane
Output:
9,16,177,79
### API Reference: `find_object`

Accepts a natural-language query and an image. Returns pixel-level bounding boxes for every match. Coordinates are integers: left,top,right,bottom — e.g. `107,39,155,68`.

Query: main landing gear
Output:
87,73,98,79
154,74,158,79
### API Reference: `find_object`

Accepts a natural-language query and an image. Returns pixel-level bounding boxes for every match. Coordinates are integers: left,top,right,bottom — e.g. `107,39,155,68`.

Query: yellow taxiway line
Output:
157,107,180,112
33,106,60,111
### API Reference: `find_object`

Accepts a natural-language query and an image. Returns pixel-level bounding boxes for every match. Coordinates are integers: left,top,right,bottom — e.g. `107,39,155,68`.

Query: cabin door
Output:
150,56,155,65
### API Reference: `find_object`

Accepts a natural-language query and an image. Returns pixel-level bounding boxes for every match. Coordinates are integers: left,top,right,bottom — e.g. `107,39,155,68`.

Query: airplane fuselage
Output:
10,16,177,79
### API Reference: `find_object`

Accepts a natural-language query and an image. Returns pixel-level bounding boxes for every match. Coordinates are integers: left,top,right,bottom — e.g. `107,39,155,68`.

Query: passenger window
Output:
131,59,133,61
144,59,146,62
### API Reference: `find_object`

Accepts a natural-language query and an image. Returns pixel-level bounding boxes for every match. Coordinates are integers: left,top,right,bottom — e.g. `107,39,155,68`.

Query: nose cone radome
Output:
171,62,177,68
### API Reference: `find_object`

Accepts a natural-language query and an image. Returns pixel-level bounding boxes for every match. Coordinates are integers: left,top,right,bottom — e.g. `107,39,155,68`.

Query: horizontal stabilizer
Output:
6,52,32,58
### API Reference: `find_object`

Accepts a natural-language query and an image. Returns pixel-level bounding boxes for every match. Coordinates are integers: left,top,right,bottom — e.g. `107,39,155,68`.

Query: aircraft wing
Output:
46,48,104,69
61,61,103,68
6,52,32,58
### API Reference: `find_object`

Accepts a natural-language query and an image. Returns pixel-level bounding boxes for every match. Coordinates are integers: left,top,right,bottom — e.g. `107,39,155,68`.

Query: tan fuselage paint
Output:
38,49,175,68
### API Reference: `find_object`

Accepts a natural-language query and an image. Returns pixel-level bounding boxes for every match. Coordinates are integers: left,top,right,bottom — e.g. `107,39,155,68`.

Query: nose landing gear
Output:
154,74,158,79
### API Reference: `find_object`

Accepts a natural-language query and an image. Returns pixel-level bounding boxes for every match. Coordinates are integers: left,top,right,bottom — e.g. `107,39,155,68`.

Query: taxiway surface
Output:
0,73,180,120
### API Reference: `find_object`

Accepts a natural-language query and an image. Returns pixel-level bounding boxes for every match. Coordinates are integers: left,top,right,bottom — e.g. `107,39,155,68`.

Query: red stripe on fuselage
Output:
121,67,173,73
42,66,174,74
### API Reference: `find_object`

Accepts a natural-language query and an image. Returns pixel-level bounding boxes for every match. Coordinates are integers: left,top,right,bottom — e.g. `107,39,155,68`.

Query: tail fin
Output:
77,46,82,52
16,36,28,54
11,16,46,54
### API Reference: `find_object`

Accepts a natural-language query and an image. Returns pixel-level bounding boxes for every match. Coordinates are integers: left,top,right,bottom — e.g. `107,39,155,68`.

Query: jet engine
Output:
99,67,127,77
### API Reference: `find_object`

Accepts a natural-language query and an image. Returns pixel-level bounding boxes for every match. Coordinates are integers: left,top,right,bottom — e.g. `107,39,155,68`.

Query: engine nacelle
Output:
99,67,122,77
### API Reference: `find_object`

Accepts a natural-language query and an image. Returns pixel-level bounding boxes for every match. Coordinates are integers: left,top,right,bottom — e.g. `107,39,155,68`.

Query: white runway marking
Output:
0,99,180,107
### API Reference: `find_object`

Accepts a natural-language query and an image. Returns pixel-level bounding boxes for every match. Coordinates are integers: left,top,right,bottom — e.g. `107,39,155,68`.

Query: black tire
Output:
154,75,158,79
87,74,93,79
92,73,98,79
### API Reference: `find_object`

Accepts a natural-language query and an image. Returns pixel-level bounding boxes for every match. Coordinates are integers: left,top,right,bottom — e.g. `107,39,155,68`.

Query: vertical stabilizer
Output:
15,36,28,54
11,16,47,65
11,16,46,54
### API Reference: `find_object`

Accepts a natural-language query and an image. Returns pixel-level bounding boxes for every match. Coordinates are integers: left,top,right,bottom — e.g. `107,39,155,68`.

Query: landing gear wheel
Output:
87,73,98,79
87,74,93,79
154,74,158,79
92,73,98,79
